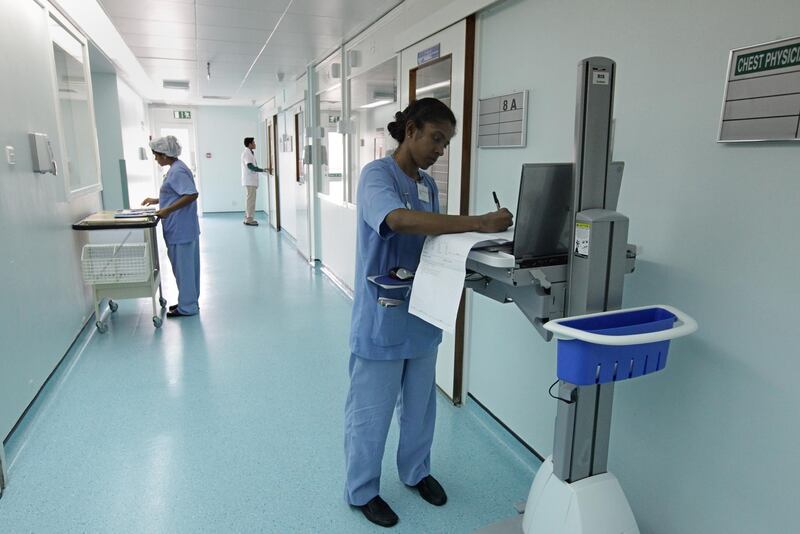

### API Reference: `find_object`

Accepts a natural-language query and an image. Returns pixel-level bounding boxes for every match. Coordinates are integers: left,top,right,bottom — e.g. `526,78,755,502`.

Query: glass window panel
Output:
412,57,452,213
295,111,304,183
347,56,398,204
317,85,343,199
50,17,99,194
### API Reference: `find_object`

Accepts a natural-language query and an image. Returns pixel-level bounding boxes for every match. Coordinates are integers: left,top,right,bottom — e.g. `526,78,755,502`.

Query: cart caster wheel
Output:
109,300,118,313
96,321,107,333
153,316,163,328
159,297,167,308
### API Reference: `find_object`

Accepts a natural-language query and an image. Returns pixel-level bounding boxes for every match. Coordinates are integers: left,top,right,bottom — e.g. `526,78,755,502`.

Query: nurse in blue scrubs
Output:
142,135,201,318
345,98,513,528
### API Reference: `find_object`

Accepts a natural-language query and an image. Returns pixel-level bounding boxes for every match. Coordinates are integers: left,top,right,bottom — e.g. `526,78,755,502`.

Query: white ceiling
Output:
97,0,403,106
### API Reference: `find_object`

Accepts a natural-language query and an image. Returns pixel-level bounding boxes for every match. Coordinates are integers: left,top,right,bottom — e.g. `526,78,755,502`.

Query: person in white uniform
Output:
241,137,266,226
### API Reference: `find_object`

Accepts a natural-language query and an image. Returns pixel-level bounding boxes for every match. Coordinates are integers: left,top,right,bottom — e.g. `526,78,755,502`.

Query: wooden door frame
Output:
271,114,281,230
405,17,476,405
451,15,476,405
294,111,304,183
408,54,454,104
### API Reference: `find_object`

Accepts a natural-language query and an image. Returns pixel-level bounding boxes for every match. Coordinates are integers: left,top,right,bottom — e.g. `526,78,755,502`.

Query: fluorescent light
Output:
415,80,450,94
360,99,394,109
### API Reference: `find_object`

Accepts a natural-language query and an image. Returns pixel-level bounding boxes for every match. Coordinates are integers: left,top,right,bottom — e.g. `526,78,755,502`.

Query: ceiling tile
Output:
130,46,197,61
99,0,407,105
112,17,196,39
195,5,283,31
197,0,289,10
197,24,270,44
122,33,196,51
100,0,195,22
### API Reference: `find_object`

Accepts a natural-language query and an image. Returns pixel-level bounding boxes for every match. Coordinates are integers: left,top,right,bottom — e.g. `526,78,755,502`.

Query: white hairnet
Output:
149,135,182,158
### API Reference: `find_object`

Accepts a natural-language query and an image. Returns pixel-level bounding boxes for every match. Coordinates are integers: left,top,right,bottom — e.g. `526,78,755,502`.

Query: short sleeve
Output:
423,172,440,214
168,165,198,196
244,150,256,165
359,164,405,239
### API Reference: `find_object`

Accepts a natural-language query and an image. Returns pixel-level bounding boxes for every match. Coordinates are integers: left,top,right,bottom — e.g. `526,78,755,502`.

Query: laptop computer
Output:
483,162,623,268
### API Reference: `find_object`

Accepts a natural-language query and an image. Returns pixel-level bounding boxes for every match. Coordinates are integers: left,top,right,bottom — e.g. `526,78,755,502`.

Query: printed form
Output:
409,229,513,332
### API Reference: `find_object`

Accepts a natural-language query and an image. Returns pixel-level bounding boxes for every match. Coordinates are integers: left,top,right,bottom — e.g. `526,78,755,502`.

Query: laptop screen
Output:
512,163,574,261
511,162,624,262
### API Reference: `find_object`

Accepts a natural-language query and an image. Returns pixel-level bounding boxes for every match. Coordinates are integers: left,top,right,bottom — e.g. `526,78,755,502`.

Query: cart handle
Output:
543,305,698,346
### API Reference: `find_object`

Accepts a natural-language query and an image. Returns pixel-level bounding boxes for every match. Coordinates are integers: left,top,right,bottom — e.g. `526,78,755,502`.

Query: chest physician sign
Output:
719,35,800,142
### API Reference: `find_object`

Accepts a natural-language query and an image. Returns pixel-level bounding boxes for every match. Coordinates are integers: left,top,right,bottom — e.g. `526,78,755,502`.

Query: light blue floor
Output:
1,213,540,533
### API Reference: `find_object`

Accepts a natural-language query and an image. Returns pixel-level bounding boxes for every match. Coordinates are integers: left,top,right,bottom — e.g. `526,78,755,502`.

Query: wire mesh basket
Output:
81,243,150,284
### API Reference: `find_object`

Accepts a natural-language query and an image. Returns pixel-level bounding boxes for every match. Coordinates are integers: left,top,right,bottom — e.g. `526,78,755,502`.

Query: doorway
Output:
294,109,312,261
401,18,475,405
146,107,201,212
266,115,281,230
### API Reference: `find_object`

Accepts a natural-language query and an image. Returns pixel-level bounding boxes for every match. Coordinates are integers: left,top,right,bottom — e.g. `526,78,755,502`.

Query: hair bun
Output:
394,111,406,122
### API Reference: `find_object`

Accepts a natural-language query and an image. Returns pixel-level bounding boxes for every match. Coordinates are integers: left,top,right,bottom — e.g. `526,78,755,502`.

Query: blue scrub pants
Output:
344,353,438,506
167,239,200,315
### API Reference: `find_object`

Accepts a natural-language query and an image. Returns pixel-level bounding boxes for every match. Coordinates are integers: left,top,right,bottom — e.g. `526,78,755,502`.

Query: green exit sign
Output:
174,110,192,119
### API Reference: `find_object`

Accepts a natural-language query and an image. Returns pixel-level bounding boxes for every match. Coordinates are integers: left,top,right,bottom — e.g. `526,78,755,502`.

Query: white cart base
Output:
0,441,8,499
522,457,639,534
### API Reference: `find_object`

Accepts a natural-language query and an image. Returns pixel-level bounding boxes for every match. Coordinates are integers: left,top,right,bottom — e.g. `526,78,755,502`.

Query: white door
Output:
147,107,201,212
401,21,469,403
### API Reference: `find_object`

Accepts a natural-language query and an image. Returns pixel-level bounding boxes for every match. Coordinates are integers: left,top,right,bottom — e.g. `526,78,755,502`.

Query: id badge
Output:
417,182,430,203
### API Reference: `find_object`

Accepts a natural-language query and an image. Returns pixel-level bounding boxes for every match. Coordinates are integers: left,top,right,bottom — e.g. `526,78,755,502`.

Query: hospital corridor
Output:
2,0,799,533
0,213,538,533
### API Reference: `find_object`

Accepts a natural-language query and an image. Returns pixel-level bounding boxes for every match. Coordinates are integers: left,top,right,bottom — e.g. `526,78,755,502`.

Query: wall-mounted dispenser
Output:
29,132,57,175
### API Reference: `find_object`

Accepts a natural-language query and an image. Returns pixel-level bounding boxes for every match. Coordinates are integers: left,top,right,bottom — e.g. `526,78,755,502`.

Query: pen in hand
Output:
492,191,501,210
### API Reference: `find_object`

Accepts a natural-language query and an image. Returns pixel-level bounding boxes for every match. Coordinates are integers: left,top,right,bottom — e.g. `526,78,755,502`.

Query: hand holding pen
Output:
478,191,513,232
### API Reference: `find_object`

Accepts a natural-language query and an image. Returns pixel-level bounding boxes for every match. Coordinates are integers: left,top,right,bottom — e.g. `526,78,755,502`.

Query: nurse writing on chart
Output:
142,135,201,318
345,98,513,528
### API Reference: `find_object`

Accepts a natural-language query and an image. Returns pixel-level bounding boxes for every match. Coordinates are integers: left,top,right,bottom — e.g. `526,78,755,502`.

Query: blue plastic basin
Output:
555,307,677,385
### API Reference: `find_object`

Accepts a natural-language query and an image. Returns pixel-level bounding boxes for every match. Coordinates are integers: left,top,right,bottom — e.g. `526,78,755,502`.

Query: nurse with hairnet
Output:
142,135,201,318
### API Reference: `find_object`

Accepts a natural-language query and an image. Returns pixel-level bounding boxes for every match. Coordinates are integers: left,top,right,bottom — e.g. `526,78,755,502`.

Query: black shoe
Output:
358,496,398,528
166,309,190,318
414,475,447,506
169,304,178,312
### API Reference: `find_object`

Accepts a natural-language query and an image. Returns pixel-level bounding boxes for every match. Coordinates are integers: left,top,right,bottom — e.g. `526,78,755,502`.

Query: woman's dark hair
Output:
387,98,456,143
243,137,255,147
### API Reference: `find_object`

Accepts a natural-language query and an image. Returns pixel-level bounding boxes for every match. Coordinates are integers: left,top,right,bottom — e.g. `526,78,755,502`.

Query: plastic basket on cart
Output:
544,305,698,386
81,243,150,284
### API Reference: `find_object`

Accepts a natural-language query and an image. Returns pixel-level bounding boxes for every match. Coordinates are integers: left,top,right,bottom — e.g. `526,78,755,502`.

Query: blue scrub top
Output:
349,156,443,360
159,159,200,245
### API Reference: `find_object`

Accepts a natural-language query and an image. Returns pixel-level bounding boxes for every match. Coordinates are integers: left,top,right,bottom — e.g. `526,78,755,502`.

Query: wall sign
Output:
478,90,528,148
417,44,441,65
173,110,192,119
719,36,800,142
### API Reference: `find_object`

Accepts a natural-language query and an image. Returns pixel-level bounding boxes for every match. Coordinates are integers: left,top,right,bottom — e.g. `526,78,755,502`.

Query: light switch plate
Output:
5,145,15,165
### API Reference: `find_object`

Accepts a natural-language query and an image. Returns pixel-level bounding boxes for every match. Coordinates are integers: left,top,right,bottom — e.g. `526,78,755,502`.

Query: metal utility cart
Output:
72,211,166,332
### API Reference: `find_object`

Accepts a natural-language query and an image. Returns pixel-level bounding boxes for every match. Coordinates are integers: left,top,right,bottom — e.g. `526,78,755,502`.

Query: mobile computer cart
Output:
72,211,167,332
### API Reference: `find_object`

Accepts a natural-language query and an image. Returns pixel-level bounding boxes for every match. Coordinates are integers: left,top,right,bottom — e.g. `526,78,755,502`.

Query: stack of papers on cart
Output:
409,229,513,332
113,208,156,218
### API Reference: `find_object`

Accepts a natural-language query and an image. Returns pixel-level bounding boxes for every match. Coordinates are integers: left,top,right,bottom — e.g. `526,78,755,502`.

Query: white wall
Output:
195,106,263,213
0,0,102,440
468,1,800,533
116,78,152,208
91,70,127,209
319,197,357,291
